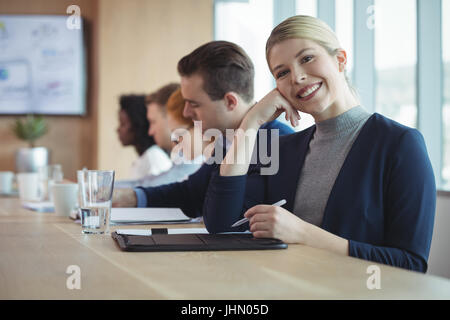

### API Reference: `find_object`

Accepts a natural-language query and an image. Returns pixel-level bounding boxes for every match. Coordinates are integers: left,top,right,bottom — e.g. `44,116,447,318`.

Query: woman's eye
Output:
276,70,289,79
301,55,313,64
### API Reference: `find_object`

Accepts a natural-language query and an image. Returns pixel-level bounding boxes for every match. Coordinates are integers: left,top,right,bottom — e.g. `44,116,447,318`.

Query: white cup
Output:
17,172,40,201
0,171,14,194
51,183,79,217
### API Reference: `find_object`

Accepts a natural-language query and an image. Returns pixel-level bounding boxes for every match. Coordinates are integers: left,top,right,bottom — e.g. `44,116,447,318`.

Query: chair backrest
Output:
427,192,450,279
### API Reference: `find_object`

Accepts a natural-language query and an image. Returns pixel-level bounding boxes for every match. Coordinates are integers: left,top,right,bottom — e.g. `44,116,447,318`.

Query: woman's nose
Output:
291,68,306,84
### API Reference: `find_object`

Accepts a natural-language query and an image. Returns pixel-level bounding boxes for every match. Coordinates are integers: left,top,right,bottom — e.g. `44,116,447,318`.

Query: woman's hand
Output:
220,89,300,177
244,88,301,129
244,204,308,244
244,204,350,255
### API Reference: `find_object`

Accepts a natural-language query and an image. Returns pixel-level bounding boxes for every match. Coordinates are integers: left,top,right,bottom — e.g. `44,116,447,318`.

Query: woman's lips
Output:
296,82,322,102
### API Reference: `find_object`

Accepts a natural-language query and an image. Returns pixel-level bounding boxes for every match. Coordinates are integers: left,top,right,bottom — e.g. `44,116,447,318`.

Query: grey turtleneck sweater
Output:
293,106,372,226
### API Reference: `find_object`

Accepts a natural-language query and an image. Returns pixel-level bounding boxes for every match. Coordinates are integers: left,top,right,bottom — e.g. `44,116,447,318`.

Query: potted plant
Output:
12,114,50,172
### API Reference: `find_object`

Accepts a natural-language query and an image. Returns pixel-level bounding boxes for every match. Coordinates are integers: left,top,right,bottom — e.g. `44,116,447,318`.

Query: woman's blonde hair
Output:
266,15,357,98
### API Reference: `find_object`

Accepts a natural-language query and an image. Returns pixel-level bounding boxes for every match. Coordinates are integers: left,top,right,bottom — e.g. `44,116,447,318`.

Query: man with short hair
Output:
113,41,294,218
178,40,255,133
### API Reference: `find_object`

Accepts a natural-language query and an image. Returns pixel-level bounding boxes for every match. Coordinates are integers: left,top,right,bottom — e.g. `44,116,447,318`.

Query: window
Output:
214,1,448,188
292,0,318,131
335,0,353,80
296,0,317,17
214,0,274,101
374,0,417,128
442,0,450,188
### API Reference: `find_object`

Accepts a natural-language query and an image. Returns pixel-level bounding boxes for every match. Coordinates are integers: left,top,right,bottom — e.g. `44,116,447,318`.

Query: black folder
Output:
111,231,288,252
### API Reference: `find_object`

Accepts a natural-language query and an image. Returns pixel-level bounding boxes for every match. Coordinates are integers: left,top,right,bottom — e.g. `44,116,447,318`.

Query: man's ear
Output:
335,49,347,72
223,92,239,111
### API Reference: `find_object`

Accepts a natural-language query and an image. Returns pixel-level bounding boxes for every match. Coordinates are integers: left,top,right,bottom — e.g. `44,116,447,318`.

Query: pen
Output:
231,199,287,228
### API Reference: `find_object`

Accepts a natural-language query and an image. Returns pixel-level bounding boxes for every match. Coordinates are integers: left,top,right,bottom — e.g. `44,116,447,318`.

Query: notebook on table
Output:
110,207,193,224
111,229,287,252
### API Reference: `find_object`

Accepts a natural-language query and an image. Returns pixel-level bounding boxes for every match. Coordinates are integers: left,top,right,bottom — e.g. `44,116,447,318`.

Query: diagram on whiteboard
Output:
0,15,85,115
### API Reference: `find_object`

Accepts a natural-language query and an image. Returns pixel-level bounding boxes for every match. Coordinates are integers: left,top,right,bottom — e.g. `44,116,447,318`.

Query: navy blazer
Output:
137,120,295,218
203,113,436,272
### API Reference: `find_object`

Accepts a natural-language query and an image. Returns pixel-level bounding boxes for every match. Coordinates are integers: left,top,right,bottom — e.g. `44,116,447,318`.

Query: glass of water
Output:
38,164,63,202
77,170,115,234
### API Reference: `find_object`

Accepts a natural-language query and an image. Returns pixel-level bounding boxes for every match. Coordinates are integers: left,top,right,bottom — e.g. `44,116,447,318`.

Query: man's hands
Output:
112,188,137,207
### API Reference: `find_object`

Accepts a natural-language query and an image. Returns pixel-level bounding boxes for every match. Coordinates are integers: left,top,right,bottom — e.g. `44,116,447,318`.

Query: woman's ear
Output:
335,49,347,72
223,92,239,111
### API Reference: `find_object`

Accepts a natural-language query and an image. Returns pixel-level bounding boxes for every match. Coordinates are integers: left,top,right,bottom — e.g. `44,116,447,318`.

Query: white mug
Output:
0,171,14,194
51,183,79,217
17,172,40,201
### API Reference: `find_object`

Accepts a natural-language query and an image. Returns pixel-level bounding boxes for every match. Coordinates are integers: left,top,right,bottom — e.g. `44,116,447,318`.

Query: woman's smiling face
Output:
269,38,348,122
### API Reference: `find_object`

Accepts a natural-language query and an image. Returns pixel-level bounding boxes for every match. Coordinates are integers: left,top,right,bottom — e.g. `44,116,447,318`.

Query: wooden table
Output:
1,197,450,300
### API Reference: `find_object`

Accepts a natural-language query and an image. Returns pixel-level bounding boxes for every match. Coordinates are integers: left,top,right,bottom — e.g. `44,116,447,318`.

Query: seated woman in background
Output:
117,94,173,180
203,15,436,272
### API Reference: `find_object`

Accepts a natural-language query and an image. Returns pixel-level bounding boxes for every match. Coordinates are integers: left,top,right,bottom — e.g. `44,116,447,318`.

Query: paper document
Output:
22,201,54,212
110,207,191,224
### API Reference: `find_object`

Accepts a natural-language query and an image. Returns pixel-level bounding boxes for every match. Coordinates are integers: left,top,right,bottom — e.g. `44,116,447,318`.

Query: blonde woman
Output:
203,15,436,272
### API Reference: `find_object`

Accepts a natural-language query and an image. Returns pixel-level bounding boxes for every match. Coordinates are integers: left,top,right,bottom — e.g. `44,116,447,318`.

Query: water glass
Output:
77,170,115,234
38,164,63,201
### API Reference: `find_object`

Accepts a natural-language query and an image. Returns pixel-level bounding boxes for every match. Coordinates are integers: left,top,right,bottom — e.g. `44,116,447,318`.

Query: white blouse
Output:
129,145,173,180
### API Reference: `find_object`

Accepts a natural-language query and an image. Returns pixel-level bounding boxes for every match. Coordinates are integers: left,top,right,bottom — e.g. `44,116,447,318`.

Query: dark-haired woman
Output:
117,94,172,179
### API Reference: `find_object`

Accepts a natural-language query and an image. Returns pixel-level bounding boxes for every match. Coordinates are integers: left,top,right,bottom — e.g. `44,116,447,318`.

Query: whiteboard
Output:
0,15,86,115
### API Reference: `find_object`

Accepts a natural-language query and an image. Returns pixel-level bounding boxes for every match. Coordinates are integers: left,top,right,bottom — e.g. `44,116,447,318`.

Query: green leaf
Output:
11,114,49,147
